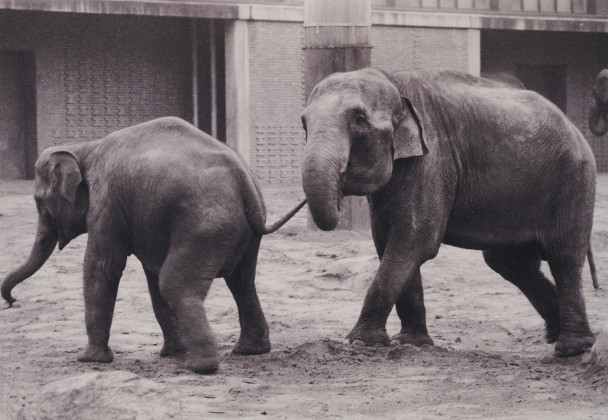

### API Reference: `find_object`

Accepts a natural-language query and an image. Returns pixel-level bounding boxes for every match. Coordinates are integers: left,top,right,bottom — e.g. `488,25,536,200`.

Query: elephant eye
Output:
352,113,371,134
301,116,307,133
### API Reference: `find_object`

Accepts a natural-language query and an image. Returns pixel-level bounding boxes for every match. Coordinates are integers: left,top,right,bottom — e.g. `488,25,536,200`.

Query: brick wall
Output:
0,10,192,153
371,26,470,73
247,23,473,186
248,21,306,186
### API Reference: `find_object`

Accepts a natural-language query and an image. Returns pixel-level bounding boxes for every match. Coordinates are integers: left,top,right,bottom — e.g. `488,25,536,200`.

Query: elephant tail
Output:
233,152,307,236
260,199,307,235
588,244,599,289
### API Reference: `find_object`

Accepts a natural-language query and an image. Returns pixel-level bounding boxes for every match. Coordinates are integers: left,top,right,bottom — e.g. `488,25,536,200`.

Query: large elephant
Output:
301,68,597,357
589,69,608,136
1,117,306,373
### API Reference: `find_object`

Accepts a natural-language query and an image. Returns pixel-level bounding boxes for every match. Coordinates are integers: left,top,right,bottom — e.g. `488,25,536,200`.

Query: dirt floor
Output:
0,176,607,420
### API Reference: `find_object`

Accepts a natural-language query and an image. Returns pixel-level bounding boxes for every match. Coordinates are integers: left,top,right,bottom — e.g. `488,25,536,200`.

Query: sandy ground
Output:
0,176,607,420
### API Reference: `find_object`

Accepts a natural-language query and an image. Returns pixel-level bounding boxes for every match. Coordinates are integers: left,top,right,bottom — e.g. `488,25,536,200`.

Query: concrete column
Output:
209,20,218,139
191,19,199,128
224,19,250,163
303,0,372,231
467,28,481,77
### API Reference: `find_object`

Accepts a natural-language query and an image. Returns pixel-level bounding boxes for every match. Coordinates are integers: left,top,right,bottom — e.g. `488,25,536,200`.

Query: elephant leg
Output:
223,235,271,355
546,254,595,357
391,268,434,347
77,236,128,363
143,267,184,357
483,246,560,343
159,243,220,374
369,215,433,347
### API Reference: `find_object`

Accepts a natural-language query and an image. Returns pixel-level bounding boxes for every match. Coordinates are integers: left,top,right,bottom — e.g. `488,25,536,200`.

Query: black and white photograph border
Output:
1,0,607,419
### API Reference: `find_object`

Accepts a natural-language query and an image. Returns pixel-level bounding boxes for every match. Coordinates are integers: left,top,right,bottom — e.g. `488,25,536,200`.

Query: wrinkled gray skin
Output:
1,117,306,374
301,68,597,357
589,69,608,136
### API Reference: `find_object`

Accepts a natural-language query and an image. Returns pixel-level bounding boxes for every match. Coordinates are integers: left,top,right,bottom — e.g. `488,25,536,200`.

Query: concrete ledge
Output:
0,0,606,32
0,0,240,18
372,9,608,32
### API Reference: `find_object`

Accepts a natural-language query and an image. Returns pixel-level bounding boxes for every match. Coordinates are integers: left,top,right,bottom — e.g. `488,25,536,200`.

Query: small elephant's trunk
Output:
1,215,57,306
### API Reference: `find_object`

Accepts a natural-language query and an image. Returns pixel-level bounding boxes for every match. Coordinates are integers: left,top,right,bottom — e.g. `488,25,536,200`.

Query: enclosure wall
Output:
0,10,192,154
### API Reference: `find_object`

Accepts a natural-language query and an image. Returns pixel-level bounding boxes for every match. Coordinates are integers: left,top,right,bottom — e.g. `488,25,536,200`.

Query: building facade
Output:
0,0,607,183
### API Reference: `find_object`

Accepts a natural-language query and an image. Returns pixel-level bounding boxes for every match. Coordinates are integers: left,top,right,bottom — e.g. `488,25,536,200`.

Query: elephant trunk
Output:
302,133,349,231
589,101,608,137
1,215,57,306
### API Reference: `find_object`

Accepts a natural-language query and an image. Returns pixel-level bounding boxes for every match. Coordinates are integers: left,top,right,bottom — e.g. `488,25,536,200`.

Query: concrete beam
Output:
1,1,607,33
371,9,608,32
0,0,240,19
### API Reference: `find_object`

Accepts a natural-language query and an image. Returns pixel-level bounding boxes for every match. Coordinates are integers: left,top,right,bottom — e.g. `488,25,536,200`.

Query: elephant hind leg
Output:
223,235,271,356
391,268,434,347
545,253,595,357
143,267,184,358
483,245,560,343
158,244,221,374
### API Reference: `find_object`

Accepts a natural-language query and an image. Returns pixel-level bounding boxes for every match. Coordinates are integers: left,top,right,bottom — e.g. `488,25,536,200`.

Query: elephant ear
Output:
49,151,82,204
393,97,428,160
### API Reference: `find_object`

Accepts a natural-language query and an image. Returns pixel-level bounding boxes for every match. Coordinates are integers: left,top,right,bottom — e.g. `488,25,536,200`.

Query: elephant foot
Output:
544,320,560,344
183,350,219,374
233,334,271,355
554,332,596,357
390,331,434,347
77,344,114,363
345,325,390,347
160,340,186,358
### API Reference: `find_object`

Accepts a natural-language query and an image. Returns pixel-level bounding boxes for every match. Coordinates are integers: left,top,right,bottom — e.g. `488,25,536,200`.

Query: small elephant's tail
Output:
261,199,308,235
588,243,599,289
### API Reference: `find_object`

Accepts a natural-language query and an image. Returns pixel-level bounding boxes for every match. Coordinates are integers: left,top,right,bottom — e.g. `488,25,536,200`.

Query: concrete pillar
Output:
224,19,250,164
303,0,372,231
191,19,199,129
467,28,481,77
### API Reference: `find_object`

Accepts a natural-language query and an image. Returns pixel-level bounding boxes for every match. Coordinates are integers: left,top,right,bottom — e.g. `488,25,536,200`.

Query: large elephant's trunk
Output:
1,215,57,306
590,70,608,137
302,133,349,231
590,100,608,137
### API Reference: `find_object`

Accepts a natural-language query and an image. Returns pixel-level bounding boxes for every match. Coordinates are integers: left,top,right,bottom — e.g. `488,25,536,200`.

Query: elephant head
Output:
301,68,427,231
1,147,88,305
589,69,608,136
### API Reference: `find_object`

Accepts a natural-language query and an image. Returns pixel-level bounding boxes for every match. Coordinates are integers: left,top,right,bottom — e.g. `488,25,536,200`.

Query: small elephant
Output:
1,117,306,373
301,68,597,357
589,69,608,136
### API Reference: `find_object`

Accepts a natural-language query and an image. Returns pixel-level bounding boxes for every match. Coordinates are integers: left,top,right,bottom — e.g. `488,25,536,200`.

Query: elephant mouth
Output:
57,225,74,251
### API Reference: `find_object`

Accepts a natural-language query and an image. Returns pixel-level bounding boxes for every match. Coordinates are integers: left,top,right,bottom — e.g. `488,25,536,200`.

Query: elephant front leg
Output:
77,242,127,363
391,268,434,347
346,256,421,347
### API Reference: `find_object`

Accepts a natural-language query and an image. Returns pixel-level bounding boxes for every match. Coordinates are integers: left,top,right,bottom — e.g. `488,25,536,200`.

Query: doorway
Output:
193,19,226,142
516,64,567,113
0,50,37,180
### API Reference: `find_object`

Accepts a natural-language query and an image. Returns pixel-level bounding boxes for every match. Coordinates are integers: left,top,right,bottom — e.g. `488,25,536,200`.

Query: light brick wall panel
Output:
371,26,470,73
0,11,191,153
248,21,306,186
